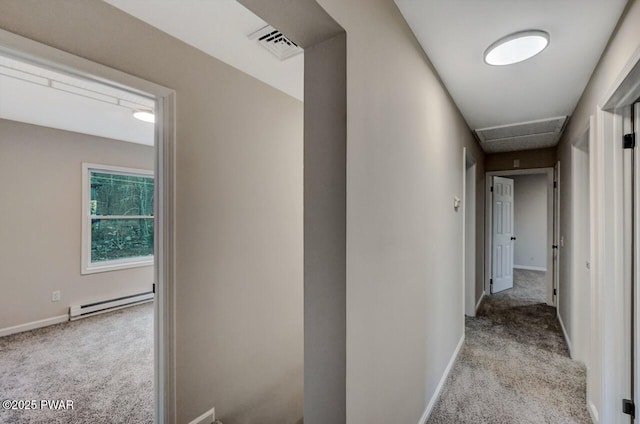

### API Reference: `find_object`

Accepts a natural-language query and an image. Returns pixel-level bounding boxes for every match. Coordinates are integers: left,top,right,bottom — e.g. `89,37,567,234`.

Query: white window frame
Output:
81,162,154,274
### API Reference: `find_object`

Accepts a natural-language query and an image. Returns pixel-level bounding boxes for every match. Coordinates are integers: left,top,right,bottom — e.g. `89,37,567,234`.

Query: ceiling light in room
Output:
484,30,549,66
133,110,155,123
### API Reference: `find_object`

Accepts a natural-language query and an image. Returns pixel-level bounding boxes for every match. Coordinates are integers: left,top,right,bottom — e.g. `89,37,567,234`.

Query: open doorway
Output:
570,126,592,366
463,148,477,317
484,168,556,305
0,32,175,423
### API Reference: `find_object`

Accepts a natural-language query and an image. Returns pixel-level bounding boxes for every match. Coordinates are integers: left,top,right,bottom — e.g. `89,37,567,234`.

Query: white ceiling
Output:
68,0,627,152
0,54,155,145
395,0,628,152
1,0,302,147
104,0,304,101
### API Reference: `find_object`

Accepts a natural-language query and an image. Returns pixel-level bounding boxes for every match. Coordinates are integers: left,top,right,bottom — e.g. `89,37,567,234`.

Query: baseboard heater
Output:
69,291,154,320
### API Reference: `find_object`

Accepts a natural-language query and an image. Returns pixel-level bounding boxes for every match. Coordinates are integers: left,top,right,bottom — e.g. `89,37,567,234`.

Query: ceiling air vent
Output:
475,116,568,153
248,25,303,61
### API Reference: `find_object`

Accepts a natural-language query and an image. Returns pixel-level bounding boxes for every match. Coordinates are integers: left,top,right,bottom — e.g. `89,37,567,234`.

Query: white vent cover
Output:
475,116,568,153
248,25,303,61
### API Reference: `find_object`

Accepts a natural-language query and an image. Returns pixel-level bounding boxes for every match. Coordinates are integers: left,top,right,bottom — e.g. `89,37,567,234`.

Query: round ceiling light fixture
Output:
133,110,155,123
484,30,549,66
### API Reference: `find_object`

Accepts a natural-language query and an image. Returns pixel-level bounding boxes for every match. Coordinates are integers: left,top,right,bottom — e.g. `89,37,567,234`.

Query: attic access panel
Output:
476,116,568,153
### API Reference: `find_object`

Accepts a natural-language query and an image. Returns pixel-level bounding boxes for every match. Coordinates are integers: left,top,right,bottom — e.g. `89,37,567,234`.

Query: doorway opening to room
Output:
463,148,478,317
570,124,592,368
0,32,175,423
582,41,640,423
484,168,557,306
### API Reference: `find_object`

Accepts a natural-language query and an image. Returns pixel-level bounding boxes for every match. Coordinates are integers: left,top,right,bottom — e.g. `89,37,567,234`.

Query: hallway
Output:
429,270,590,423
1,1,639,422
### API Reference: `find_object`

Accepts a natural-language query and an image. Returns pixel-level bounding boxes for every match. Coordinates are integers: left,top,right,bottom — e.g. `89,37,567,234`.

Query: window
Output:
82,163,154,274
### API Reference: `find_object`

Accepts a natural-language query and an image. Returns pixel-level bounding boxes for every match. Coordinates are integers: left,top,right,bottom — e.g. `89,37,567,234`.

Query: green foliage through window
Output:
90,171,154,263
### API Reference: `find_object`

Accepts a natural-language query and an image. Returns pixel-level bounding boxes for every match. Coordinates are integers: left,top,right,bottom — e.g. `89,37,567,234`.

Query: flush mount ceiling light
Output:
133,110,155,123
484,30,549,66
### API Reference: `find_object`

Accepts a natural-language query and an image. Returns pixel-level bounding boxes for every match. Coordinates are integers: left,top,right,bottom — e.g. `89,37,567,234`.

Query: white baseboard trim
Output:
557,311,572,358
588,402,599,424
188,407,215,424
418,334,465,424
0,314,68,338
513,265,547,272
475,291,485,313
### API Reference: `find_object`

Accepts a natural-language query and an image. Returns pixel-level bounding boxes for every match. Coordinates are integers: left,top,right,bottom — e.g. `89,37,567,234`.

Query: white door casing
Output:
630,101,640,423
492,176,515,293
571,130,592,365
554,162,561,307
620,101,635,423
484,168,555,305
464,149,477,317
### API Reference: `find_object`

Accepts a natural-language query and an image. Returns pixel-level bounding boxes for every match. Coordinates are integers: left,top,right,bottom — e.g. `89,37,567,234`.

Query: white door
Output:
492,176,515,293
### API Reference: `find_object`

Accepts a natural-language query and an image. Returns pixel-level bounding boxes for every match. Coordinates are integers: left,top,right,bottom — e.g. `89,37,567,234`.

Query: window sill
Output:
82,257,154,275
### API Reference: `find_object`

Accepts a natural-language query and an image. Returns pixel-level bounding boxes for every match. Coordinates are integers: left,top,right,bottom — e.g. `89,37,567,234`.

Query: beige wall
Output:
555,0,640,416
485,147,556,172
236,3,347,420
0,119,154,329
512,174,548,270
310,0,485,422
302,33,347,423
0,0,489,422
0,2,304,424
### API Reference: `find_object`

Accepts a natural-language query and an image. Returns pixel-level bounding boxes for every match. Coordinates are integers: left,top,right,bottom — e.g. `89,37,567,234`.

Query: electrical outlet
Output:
513,159,520,168
52,291,61,302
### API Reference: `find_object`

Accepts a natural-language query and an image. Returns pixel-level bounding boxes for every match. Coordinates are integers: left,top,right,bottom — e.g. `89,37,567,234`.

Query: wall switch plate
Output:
52,291,61,302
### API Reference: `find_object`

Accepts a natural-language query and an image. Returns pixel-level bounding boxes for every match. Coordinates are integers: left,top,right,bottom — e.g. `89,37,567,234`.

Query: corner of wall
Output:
418,334,465,424
557,308,573,358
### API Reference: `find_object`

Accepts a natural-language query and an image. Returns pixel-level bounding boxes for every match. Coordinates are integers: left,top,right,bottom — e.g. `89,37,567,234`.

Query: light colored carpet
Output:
428,270,591,424
498,268,547,303
0,303,153,424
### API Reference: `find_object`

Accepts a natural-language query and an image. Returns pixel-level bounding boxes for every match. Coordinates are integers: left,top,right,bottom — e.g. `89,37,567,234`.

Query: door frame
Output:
633,102,640,424
462,148,477,318
554,161,561,312
484,167,556,305
594,44,640,424
0,29,177,423
570,123,594,367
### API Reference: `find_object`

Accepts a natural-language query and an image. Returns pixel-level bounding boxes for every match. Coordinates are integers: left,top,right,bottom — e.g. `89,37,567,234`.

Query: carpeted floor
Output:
428,269,591,424
500,268,547,303
0,303,154,424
